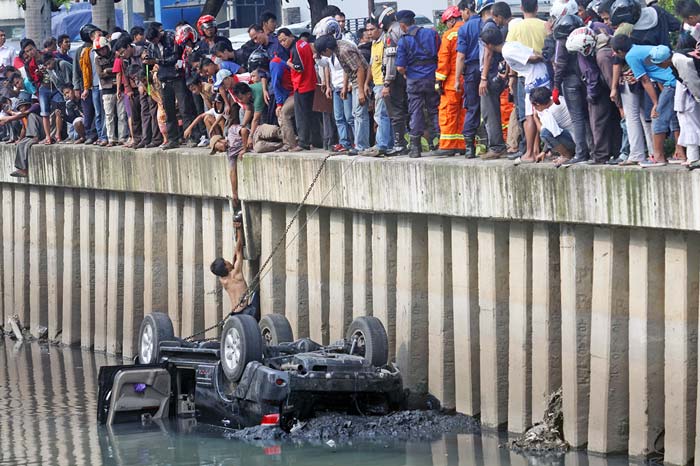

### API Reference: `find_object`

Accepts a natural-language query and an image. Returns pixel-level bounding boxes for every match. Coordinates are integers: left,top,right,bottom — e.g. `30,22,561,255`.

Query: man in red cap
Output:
434,6,466,156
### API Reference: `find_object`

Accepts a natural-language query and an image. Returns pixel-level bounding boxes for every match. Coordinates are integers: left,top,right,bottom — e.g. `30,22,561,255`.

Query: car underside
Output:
97,312,405,430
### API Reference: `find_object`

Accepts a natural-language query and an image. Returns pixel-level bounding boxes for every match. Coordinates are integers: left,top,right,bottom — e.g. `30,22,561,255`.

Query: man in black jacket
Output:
145,23,180,149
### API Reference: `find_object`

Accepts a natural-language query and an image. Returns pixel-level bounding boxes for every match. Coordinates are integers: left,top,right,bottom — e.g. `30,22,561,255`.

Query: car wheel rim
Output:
224,327,242,372
351,330,366,356
140,323,154,363
262,327,272,346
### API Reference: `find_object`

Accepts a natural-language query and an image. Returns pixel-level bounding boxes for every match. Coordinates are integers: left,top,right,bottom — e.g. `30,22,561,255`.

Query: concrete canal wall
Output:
1,146,699,463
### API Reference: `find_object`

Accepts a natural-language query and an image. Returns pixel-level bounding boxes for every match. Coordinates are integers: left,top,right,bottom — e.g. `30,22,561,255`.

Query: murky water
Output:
0,339,640,466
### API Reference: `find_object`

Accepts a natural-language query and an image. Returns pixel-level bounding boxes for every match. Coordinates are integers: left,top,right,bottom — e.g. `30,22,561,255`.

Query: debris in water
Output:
35,326,48,340
290,420,307,434
326,440,336,448
227,410,480,444
7,315,24,341
502,388,568,454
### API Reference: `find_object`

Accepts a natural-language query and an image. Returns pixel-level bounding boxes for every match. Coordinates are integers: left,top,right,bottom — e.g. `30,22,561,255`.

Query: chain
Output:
183,153,335,342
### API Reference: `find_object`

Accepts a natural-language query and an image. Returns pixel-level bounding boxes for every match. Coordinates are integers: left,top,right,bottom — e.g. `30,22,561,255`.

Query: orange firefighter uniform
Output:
435,21,466,151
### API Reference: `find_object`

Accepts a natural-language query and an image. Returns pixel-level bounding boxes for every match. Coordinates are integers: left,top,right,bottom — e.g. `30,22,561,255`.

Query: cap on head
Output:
396,10,416,24
213,69,232,90
647,44,672,64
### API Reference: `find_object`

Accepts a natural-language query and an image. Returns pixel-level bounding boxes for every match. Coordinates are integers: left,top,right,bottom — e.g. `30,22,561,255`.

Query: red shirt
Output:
290,40,316,94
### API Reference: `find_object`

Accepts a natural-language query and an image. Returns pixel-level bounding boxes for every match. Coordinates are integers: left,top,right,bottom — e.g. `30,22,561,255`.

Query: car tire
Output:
138,312,175,365
220,314,264,382
346,316,389,367
259,313,294,346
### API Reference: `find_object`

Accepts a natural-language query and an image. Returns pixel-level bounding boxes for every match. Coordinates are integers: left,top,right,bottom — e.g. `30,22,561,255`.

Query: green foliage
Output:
436,22,448,36
658,0,675,14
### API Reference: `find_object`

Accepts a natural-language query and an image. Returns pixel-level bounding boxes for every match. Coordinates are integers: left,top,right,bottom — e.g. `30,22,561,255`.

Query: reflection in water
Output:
0,339,633,466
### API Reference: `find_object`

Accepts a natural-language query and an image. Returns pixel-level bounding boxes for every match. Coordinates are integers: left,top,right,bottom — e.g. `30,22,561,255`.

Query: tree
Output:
25,0,52,44
92,0,116,32
308,0,328,24
201,0,225,18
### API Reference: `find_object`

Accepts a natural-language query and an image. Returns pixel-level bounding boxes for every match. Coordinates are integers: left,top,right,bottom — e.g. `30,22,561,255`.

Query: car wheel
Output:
259,313,294,346
220,314,264,382
138,312,175,364
346,316,389,367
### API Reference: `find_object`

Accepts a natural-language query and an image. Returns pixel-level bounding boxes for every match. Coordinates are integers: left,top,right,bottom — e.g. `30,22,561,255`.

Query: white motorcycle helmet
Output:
550,0,578,20
565,27,597,56
313,16,342,39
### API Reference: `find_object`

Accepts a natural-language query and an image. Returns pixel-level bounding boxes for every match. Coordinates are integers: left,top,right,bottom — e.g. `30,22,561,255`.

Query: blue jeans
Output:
652,85,680,134
333,89,354,148
562,74,590,160
91,87,107,141
352,87,370,150
373,85,393,150
619,117,630,159
38,87,64,117
541,127,575,152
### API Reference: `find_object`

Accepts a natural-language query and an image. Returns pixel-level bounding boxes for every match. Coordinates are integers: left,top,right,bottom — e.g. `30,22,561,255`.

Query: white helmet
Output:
313,16,342,39
565,27,597,56
550,0,578,20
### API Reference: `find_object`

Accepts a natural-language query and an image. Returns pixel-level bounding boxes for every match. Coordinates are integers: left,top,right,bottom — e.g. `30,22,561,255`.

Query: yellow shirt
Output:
370,38,385,85
506,18,547,53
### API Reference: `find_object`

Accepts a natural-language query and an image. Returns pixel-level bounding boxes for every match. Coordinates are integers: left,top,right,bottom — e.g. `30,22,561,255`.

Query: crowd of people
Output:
5,0,700,182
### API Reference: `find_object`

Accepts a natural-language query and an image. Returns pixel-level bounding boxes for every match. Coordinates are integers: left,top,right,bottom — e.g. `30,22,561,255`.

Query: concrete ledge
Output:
0,143,231,198
238,152,700,232
2,143,699,231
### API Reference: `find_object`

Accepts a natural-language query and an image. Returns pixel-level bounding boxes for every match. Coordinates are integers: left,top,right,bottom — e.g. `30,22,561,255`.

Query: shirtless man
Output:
210,219,259,320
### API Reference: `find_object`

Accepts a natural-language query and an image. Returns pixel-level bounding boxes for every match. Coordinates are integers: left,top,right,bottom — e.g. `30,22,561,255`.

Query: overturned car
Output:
97,311,404,430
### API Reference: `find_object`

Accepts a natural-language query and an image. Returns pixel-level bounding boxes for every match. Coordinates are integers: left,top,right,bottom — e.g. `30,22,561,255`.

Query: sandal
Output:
619,160,639,166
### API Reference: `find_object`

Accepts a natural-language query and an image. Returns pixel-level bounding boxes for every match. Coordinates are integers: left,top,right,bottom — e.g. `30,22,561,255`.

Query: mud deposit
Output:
227,410,480,444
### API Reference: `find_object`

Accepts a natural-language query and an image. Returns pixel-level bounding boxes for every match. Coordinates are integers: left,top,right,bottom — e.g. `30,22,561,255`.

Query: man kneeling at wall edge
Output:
210,217,260,321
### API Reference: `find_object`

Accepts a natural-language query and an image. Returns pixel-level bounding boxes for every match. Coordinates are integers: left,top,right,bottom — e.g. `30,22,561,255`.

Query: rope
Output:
183,153,349,342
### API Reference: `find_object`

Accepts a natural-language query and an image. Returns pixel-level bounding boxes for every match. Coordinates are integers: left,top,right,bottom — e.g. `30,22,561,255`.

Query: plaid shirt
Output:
335,39,368,86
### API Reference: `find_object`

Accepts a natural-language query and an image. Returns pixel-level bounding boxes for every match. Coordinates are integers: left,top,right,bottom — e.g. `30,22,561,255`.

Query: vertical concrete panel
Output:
122,194,145,359
372,214,397,360
45,187,63,340
664,231,698,466
2,185,13,324
143,195,168,316
427,216,455,409
508,222,532,433
166,196,181,334
587,227,629,454
181,198,199,339
61,189,80,345
106,192,123,355
202,200,219,339
14,186,29,328
285,206,308,338
352,212,372,319
395,214,429,395
29,186,47,336
627,230,664,458
93,191,108,352
260,203,286,316
451,217,480,416
477,220,509,428
79,190,94,349
329,210,352,341
306,207,330,345
559,224,593,448
531,223,561,421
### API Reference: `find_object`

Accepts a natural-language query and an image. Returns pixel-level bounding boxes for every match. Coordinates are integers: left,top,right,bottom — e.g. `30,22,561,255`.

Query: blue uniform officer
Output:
395,9,441,158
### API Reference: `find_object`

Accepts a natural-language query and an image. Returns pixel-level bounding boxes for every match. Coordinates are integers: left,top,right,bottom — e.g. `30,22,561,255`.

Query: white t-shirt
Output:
536,99,573,138
502,41,550,93
325,54,346,90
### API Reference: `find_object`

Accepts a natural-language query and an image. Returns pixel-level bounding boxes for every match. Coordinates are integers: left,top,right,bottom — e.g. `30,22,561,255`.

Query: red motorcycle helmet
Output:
197,14,216,36
175,24,198,45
